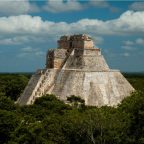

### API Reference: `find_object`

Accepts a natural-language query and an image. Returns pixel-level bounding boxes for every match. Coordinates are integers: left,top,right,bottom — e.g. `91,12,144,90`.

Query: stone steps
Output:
17,74,42,105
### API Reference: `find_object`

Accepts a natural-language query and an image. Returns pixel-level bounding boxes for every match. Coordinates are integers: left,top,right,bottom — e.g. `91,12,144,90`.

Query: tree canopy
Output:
0,73,144,144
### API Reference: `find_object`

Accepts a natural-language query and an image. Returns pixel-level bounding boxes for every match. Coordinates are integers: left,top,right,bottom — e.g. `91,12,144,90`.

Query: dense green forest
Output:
0,73,144,144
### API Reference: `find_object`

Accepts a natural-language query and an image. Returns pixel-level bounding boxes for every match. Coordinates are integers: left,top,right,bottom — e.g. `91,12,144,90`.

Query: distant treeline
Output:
123,73,144,91
0,72,144,100
123,72,144,78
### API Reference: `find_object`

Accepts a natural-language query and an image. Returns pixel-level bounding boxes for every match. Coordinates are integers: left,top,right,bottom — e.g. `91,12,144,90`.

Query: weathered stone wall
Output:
58,40,70,49
74,48,101,56
18,34,135,106
83,48,101,55
83,41,94,49
53,58,64,69
17,69,59,105
17,70,45,105
58,34,94,49
64,48,109,71
72,40,84,49
51,70,134,106
46,49,67,69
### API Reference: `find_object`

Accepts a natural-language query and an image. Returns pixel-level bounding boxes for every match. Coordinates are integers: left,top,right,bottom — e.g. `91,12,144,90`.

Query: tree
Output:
119,90,144,143
67,95,85,108
0,110,21,144
0,96,17,111
0,74,29,100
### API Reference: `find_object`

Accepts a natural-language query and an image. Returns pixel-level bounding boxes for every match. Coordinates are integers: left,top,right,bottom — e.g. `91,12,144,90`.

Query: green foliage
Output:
124,73,144,90
0,73,144,144
0,92,143,144
0,110,21,144
20,95,71,121
0,74,29,100
0,96,17,111
67,95,85,103
67,95,85,108
119,91,144,143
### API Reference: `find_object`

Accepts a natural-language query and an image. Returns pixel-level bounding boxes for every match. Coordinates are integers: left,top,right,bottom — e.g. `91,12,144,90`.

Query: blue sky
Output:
0,0,144,72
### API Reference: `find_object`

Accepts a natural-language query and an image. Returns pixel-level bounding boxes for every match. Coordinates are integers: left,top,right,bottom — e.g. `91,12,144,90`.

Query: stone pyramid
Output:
17,34,134,106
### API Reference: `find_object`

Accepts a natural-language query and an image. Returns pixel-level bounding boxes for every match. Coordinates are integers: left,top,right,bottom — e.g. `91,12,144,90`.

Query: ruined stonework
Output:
17,34,134,106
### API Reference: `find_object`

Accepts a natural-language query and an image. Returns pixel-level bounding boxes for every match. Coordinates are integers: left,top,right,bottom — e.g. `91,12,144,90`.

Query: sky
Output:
0,0,144,72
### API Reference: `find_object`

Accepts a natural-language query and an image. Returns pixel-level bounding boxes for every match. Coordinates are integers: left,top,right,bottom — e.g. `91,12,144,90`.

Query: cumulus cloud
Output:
0,0,119,15
122,40,135,51
103,49,131,58
43,0,83,13
129,2,144,11
121,45,135,51
122,37,144,51
0,10,144,46
107,10,144,35
0,36,32,45
123,37,144,46
91,35,104,45
122,52,130,57
42,0,113,13
0,38,20,45
123,40,134,46
0,11,144,35
0,0,120,17
136,38,144,45
0,36,48,45
17,46,45,58
0,0,39,16
0,0,29,15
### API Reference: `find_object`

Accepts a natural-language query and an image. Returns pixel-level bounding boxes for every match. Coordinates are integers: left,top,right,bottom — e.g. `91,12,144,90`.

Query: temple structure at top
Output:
17,34,134,106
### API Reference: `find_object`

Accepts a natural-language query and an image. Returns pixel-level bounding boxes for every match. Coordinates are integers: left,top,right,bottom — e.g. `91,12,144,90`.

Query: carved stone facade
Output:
46,34,95,69
46,49,67,69
17,34,134,106
58,34,94,49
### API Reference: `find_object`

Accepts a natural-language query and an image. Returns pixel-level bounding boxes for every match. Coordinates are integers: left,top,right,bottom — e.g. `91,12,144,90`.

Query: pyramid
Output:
17,34,134,106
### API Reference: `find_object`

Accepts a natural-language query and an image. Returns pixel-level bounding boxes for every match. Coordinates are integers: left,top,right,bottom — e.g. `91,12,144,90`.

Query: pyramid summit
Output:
17,34,134,106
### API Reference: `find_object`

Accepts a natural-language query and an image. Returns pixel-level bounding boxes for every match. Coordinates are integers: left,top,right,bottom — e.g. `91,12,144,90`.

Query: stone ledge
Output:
47,68,120,72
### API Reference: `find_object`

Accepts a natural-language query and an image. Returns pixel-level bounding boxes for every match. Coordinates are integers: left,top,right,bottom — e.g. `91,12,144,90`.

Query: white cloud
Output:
0,36,48,45
0,10,144,46
43,0,83,13
107,10,144,35
91,35,104,45
0,15,47,34
2,11,144,35
121,46,135,51
136,38,144,45
18,46,45,58
0,38,20,45
122,40,135,51
122,38,144,50
35,51,45,56
0,36,32,45
43,0,116,13
0,0,39,16
129,2,144,11
0,0,119,15
29,3,40,13
122,52,130,57
21,46,35,52
123,40,134,46
0,0,29,15
103,49,131,58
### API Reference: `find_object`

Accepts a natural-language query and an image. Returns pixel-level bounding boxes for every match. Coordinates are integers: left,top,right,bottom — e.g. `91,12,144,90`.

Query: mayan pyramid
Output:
17,34,134,106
